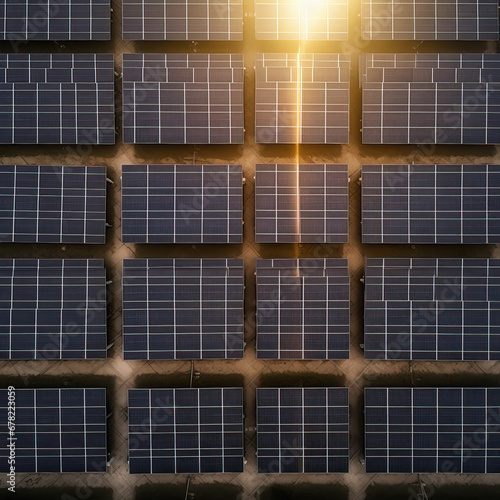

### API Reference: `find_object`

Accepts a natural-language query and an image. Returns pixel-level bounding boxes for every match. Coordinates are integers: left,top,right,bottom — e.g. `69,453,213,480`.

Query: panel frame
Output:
128,387,245,474
254,163,349,243
361,0,499,41
255,53,350,144
364,257,500,361
122,258,245,360
255,0,348,41
121,164,243,244
0,258,107,360
361,164,500,244
256,387,350,473
0,388,107,473
0,165,107,244
364,387,500,474
122,0,243,40
0,0,111,41
256,258,350,359
122,54,244,145
360,53,500,145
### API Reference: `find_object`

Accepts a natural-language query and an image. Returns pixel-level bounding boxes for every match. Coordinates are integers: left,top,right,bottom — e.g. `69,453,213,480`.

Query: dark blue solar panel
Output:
255,164,349,243
122,259,244,360
361,0,499,41
121,164,243,244
128,388,244,473
122,54,244,144
364,258,500,361
361,54,500,145
365,387,500,473
257,387,349,473
0,0,110,40
0,54,115,144
0,388,107,473
0,259,107,360
255,54,350,144
362,164,500,244
122,0,243,40
256,259,350,359
0,165,107,244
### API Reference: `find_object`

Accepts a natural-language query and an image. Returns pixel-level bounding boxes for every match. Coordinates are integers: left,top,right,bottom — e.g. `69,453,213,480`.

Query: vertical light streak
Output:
295,49,302,246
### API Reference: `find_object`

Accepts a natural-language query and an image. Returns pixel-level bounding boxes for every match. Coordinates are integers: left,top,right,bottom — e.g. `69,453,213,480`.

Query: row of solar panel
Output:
2,386,499,475
4,163,500,245
1,0,498,40
5,256,500,362
0,257,342,360
122,258,350,360
121,163,348,243
3,52,500,145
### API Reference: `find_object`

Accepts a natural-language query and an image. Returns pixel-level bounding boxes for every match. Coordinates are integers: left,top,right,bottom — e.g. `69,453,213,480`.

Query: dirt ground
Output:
1,0,500,498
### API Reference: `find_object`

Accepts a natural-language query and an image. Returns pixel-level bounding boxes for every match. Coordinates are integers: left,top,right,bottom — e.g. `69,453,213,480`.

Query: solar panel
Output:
122,0,243,40
0,0,111,40
0,53,115,145
361,53,500,145
255,0,348,40
122,259,244,360
0,259,107,360
128,388,244,473
255,53,350,144
0,388,107,473
257,387,349,473
122,54,244,144
256,259,350,359
361,0,499,41
364,258,500,361
0,165,107,244
255,164,349,243
121,164,243,244
365,387,500,473
361,164,500,244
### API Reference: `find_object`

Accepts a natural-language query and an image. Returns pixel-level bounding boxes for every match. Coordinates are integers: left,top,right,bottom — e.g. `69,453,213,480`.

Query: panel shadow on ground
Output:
261,484,349,500
135,483,242,500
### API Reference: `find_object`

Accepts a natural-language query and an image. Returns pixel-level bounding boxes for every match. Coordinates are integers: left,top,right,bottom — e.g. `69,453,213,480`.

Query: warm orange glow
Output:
272,0,347,41
295,50,302,243
298,0,328,40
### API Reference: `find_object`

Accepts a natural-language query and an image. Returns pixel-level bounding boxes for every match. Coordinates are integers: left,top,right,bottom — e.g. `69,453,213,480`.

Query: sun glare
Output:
298,0,328,40
295,50,302,244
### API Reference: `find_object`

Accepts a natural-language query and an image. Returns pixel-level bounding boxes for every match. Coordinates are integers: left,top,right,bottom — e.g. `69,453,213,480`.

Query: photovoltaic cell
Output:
121,164,243,244
257,387,349,473
255,53,350,144
0,259,107,360
122,259,244,360
365,387,500,473
256,259,350,359
364,258,500,361
122,0,243,40
255,0,348,40
0,0,110,40
0,165,107,244
255,164,349,243
361,164,500,244
361,0,499,40
0,388,107,473
361,53,500,144
0,53,115,145
122,54,244,144
128,388,244,473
